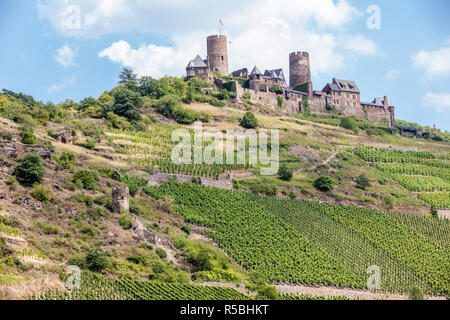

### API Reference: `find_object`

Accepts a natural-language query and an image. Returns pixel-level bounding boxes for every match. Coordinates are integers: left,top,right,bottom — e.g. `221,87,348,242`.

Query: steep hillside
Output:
0,80,449,300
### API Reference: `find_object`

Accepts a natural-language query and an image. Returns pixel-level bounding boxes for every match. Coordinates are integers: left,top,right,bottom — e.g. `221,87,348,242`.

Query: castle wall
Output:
364,105,394,127
207,35,229,76
309,93,327,113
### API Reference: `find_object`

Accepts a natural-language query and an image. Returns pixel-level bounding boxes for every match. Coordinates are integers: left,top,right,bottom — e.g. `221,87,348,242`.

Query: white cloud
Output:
385,69,399,80
342,34,378,55
40,0,376,79
48,76,77,93
412,47,450,76
54,45,76,67
422,92,450,113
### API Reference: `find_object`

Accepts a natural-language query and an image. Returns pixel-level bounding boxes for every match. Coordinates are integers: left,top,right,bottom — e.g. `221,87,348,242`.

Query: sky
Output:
0,0,449,130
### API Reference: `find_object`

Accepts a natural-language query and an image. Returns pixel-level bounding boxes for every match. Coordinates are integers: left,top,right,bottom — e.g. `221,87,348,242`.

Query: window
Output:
198,69,204,74
221,56,224,61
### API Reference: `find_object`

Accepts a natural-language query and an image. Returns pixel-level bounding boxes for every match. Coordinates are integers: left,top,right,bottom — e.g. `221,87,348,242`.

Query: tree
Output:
355,174,371,190
313,175,334,192
278,163,293,181
118,68,137,85
340,117,359,133
13,153,45,186
240,111,258,129
111,86,142,121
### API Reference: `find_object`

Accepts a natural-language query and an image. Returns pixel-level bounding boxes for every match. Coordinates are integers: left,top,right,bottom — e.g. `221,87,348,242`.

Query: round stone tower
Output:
112,186,129,213
207,35,229,76
289,51,311,90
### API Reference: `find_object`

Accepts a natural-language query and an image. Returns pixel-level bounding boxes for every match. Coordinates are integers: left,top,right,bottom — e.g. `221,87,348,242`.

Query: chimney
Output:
383,96,389,110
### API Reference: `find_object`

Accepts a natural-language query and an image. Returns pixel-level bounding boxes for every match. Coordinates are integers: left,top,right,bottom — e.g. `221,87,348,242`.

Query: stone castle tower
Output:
289,51,312,94
112,186,129,213
207,35,229,76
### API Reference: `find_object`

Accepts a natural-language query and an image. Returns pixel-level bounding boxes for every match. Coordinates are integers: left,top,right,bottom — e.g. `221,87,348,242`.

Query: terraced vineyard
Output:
107,125,250,178
354,147,450,208
31,272,250,300
144,181,450,296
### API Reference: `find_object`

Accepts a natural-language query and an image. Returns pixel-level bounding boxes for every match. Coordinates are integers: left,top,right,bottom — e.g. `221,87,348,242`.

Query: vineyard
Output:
31,272,250,300
107,125,251,179
143,181,450,296
354,147,450,208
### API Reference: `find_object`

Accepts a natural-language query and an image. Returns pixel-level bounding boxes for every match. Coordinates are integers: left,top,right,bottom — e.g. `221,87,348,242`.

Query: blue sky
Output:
0,0,449,130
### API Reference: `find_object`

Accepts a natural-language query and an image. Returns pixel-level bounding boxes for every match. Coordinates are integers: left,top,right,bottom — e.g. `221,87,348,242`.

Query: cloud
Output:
48,76,76,93
342,34,378,55
412,47,450,77
54,45,76,67
40,0,376,78
385,69,399,80
422,92,450,113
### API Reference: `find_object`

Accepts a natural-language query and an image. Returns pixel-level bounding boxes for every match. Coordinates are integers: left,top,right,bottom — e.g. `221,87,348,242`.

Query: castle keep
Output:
186,35,395,127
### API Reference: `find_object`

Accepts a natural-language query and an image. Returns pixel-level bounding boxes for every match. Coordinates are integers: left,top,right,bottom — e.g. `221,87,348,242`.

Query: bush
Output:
172,106,200,124
355,174,371,190
409,286,424,300
278,163,293,181
121,174,148,197
240,111,258,129
277,96,284,108
57,151,77,169
383,195,395,210
118,214,133,229
72,170,99,190
314,175,335,192
31,184,52,203
181,225,191,235
33,221,60,235
73,193,94,207
13,153,45,186
248,179,278,196
80,138,96,150
155,248,167,259
84,249,109,272
21,131,36,145
340,117,359,133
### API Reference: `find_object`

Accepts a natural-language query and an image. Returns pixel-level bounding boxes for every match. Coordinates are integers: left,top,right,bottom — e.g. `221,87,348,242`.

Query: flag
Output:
219,19,223,26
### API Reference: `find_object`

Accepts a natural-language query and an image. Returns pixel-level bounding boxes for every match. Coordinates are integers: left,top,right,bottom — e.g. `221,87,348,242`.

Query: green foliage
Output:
21,131,36,145
383,195,395,210
56,151,77,169
72,170,99,190
155,248,167,259
73,193,95,207
293,82,310,93
181,225,191,235
355,174,371,190
118,214,133,229
13,153,45,186
33,220,60,235
121,174,148,197
269,86,283,95
409,286,424,300
240,111,258,129
340,117,359,133
71,250,110,273
246,179,279,196
172,106,200,124
111,86,142,121
314,175,335,192
223,81,237,93
278,163,293,181
276,96,284,108
31,184,52,203
302,95,310,114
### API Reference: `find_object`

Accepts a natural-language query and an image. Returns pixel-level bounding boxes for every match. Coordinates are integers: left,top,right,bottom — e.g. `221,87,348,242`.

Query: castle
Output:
186,34,395,127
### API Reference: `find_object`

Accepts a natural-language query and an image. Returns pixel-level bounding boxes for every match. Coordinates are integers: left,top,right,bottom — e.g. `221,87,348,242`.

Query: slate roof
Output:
361,97,394,107
324,83,340,92
264,69,286,81
333,78,360,93
187,55,207,68
249,65,263,75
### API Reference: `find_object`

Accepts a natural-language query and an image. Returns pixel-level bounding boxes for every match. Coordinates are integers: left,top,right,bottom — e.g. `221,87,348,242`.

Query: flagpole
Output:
219,18,222,36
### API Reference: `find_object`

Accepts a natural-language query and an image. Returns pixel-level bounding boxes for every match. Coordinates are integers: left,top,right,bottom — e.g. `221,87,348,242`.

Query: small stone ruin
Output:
112,186,129,213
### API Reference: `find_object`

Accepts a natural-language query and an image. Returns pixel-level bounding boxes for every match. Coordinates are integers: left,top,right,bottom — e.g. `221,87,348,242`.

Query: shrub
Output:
277,96,284,108
278,163,293,181
121,174,148,197
172,106,200,124
72,170,99,190
33,221,60,235
57,151,77,169
355,174,371,190
118,214,133,230
73,193,94,207
181,225,191,235
31,184,52,203
383,195,395,210
84,249,109,272
21,131,36,145
240,111,258,129
314,175,335,192
13,153,45,186
340,117,359,133
409,286,424,300
248,179,278,196
155,248,167,259
80,138,96,150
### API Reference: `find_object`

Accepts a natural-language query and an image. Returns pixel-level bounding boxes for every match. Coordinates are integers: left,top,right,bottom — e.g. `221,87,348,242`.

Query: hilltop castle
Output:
186,34,395,127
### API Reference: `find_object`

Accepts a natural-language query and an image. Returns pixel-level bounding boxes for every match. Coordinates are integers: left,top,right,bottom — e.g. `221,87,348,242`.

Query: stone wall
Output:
147,173,233,190
112,186,129,213
365,105,394,127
